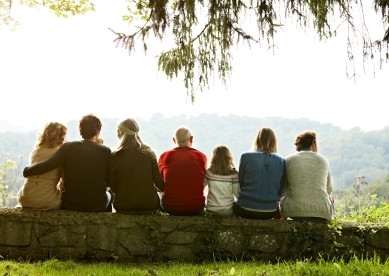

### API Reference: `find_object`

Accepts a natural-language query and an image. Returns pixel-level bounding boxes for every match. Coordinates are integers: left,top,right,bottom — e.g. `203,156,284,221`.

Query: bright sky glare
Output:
0,0,388,132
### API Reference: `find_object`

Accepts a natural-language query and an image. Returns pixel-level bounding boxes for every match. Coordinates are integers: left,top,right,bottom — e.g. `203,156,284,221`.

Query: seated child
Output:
204,145,240,216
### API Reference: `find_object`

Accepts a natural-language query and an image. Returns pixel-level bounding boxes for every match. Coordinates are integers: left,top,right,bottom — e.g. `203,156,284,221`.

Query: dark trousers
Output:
161,202,204,216
233,203,279,219
290,217,325,222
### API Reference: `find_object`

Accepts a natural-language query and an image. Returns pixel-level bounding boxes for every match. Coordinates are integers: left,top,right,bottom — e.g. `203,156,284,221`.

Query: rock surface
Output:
0,208,387,262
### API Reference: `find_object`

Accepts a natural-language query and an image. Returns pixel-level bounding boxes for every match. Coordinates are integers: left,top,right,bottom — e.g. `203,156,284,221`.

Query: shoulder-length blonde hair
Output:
209,145,236,175
112,118,155,158
252,127,278,153
35,122,67,149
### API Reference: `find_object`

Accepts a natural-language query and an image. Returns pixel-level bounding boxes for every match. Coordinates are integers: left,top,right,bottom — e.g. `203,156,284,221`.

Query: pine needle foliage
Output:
2,0,389,100
111,0,389,102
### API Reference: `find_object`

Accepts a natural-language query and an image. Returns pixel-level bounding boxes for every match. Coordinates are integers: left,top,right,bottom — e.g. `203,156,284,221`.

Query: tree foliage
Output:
0,155,22,207
0,139,26,207
2,0,389,100
111,0,389,101
0,0,94,30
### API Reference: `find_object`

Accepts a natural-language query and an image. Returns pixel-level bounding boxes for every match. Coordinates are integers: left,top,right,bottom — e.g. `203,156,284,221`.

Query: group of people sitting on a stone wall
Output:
18,114,334,222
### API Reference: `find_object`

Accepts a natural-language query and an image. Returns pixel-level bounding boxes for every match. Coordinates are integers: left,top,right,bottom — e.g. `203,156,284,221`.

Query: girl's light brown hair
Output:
209,145,236,175
36,122,67,149
252,127,278,153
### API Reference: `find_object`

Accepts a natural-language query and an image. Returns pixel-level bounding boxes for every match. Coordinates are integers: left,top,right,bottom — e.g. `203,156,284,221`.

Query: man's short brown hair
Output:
79,114,102,140
294,130,316,151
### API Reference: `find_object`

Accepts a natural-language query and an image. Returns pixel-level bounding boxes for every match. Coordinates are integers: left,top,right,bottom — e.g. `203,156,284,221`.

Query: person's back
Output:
158,127,207,215
108,118,165,214
59,141,111,211
204,145,240,216
285,151,331,197
17,122,66,210
23,114,112,212
237,150,285,209
205,169,239,214
233,127,285,220
280,130,334,222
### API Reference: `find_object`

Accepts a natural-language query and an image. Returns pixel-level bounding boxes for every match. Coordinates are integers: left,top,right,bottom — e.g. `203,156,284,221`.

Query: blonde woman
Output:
107,118,165,214
234,127,285,219
17,122,67,210
204,145,239,216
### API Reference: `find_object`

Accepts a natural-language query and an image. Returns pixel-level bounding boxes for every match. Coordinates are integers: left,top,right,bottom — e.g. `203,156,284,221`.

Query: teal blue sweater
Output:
236,150,285,211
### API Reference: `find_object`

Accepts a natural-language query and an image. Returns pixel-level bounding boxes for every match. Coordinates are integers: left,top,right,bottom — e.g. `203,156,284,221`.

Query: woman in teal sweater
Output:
234,127,285,219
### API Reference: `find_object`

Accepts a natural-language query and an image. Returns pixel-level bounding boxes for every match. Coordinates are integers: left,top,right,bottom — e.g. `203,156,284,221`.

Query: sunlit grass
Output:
336,196,389,226
1,256,388,275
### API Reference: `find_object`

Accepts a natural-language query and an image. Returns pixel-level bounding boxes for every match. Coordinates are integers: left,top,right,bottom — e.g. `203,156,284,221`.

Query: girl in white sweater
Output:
204,145,240,216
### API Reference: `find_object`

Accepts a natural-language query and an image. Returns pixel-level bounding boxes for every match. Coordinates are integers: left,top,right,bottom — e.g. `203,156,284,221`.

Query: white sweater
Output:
280,150,334,220
204,169,240,215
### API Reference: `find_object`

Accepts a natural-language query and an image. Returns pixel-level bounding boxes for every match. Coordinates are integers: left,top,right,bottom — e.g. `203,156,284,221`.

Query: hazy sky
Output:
0,0,388,132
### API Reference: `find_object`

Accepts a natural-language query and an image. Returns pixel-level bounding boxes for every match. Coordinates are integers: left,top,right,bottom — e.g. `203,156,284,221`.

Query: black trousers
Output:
233,203,279,219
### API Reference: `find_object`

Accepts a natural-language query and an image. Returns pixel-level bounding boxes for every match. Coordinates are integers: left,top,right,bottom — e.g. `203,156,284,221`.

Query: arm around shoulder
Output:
23,146,66,177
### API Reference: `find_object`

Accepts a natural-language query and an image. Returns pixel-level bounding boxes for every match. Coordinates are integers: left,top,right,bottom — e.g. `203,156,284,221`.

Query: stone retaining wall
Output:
0,208,388,262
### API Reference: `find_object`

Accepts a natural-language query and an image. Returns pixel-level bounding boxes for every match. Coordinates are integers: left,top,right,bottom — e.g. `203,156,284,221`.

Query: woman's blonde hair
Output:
36,122,67,149
252,127,278,153
112,118,155,158
209,145,236,175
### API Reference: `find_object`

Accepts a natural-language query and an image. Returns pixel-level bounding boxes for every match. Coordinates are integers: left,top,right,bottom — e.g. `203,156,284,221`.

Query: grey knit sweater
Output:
280,150,334,220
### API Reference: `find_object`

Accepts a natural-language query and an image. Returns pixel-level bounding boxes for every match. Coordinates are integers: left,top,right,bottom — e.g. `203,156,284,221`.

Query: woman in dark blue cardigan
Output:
234,127,285,219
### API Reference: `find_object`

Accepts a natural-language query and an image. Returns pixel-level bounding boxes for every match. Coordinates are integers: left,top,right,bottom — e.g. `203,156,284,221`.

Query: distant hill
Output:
1,114,389,190
0,119,29,133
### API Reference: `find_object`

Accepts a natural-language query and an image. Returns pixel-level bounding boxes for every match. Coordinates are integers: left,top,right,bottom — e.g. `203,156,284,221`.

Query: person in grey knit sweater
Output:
280,130,335,222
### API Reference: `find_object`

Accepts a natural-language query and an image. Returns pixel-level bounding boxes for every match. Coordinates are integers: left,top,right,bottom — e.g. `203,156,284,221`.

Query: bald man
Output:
158,126,207,215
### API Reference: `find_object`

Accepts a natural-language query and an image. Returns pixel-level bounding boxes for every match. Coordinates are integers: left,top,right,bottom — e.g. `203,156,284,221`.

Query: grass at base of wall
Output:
1,256,388,276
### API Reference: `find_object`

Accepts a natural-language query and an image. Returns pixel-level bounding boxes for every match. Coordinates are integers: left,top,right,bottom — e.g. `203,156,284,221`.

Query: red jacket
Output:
158,147,207,214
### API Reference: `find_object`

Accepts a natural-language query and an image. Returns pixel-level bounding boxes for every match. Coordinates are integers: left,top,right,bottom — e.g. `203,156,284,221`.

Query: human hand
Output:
329,194,334,203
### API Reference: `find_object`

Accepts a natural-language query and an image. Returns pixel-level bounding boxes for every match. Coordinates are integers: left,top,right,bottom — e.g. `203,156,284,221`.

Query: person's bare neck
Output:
177,141,191,147
178,144,191,147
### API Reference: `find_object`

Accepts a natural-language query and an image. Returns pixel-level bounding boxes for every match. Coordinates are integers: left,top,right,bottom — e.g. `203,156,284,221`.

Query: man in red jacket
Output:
158,126,207,215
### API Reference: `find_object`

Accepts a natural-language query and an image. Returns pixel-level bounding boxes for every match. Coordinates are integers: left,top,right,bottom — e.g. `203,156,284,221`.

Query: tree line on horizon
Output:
1,113,388,207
